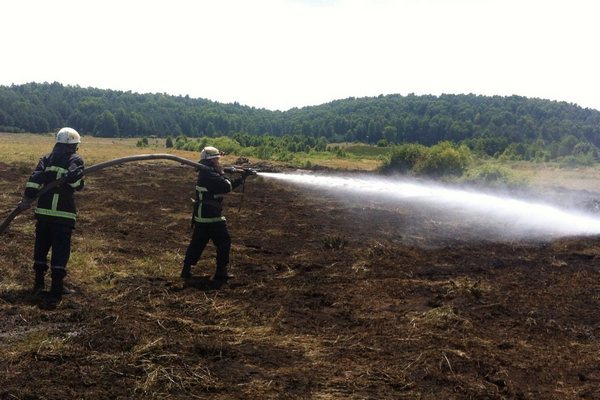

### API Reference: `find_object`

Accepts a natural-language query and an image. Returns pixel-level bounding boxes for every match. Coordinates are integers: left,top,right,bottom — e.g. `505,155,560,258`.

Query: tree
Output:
95,110,119,137
383,125,397,143
557,134,579,157
206,122,216,136
2,82,600,151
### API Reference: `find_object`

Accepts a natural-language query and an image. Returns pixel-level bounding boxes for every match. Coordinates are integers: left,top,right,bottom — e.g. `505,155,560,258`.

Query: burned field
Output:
1,161,600,399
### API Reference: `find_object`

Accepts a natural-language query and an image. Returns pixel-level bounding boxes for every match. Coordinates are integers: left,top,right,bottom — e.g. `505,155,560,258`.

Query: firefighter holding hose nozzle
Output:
181,146,252,283
21,127,85,307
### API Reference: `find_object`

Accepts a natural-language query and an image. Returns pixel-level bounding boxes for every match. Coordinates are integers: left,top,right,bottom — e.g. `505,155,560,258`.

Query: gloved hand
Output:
67,163,84,181
17,197,34,211
241,169,253,178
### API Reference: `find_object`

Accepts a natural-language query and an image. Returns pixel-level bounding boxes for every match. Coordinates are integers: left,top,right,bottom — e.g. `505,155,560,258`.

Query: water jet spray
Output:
259,171,600,238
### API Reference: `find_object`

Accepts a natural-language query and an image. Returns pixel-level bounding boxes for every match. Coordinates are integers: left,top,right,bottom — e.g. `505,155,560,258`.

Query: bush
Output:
136,137,149,147
183,141,200,152
572,142,598,158
498,143,527,161
238,146,257,157
559,154,596,167
463,163,525,187
274,151,295,162
174,135,242,155
174,135,188,149
256,146,273,160
381,143,428,173
204,136,241,155
412,142,472,177
335,148,347,158
557,134,579,157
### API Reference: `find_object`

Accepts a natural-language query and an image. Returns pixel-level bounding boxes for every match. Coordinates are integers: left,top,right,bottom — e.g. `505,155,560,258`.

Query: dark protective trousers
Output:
183,221,231,274
33,219,73,277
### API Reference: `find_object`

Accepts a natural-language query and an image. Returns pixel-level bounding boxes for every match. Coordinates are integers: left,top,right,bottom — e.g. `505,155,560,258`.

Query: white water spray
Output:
259,172,600,238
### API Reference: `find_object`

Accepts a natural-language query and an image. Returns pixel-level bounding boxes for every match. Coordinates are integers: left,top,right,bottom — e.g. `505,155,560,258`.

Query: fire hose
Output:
0,154,253,235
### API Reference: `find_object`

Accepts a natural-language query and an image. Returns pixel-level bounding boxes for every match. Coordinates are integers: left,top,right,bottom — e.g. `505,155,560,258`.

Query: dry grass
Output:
293,153,382,171
0,132,233,166
1,328,76,360
443,276,491,300
408,305,473,330
508,161,600,191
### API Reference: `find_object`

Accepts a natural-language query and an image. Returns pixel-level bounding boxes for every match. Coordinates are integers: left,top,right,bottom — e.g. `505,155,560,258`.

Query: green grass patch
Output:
462,162,528,188
343,144,391,158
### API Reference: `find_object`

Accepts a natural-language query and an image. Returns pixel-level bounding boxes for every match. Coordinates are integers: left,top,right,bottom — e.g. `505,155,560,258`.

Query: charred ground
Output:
1,161,600,399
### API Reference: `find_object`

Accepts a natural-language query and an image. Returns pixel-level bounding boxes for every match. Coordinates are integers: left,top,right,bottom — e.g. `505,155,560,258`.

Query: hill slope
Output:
1,82,600,147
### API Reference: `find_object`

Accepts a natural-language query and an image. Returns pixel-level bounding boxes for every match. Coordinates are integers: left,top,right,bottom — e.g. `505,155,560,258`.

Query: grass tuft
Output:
322,235,348,250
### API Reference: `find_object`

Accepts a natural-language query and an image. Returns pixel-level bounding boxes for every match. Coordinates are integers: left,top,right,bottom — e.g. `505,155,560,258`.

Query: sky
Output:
2,0,600,111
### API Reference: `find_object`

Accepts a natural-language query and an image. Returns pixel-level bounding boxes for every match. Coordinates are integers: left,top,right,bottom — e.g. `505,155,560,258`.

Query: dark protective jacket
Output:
24,144,85,227
192,164,243,224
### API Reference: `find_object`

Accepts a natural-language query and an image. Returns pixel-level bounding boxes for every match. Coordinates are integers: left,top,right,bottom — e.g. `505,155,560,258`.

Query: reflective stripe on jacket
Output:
192,165,242,224
24,144,85,227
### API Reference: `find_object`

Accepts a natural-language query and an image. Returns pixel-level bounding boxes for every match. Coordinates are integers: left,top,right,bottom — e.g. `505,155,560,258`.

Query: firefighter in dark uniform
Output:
20,127,85,305
181,146,250,283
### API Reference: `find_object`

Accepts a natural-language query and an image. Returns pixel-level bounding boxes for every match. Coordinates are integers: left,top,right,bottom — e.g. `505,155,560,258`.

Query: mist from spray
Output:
259,172,600,238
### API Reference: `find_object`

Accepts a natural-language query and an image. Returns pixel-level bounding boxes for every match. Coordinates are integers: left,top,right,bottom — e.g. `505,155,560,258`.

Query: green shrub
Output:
183,141,199,152
256,146,273,160
572,142,598,158
335,148,347,158
381,142,471,177
174,135,188,149
204,136,241,155
136,137,149,147
238,146,257,157
174,135,242,155
463,163,525,187
413,142,472,177
559,153,596,167
274,150,295,162
498,143,527,161
381,143,428,173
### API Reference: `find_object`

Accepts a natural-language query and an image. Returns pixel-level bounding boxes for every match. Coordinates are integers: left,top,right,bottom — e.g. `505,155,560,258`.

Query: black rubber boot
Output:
32,264,47,295
44,273,65,308
180,264,192,279
211,266,234,283
33,271,45,294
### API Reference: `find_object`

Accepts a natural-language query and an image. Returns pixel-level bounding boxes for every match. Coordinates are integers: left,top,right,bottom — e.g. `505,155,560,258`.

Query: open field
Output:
0,133,200,166
0,133,382,171
2,134,600,398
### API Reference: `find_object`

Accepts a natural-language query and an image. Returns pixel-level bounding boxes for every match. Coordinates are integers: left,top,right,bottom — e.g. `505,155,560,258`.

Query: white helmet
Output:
200,146,221,160
56,127,81,144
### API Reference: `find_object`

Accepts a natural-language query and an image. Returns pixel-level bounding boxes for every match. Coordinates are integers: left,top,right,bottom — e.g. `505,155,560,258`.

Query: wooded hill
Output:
1,82,599,150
